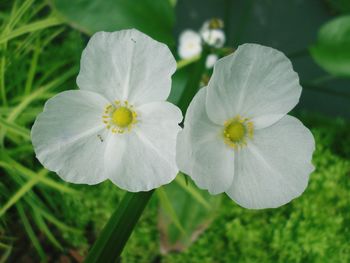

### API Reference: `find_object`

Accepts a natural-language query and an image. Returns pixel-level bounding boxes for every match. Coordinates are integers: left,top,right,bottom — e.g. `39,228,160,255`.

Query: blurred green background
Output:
0,0,350,262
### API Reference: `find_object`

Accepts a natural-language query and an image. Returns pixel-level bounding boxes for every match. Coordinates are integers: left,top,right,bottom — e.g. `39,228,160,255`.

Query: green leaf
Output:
158,176,220,252
49,0,175,45
157,187,186,237
310,15,350,77
85,191,154,263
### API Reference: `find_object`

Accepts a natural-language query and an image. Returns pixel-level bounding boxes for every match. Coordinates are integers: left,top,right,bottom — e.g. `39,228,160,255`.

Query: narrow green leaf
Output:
0,17,63,44
36,206,81,234
0,116,30,140
85,191,154,263
0,169,46,217
16,202,46,260
0,153,79,194
32,210,63,250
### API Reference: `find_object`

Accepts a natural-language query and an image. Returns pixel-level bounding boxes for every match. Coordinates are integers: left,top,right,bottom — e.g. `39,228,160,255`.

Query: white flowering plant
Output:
31,26,315,261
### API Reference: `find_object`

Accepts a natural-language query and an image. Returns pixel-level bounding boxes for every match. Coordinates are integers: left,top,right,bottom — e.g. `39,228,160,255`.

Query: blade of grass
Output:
16,202,46,261
0,169,47,217
0,243,12,263
24,37,41,95
8,66,77,122
35,205,82,234
0,66,77,143
32,209,63,250
0,16,63,44
0,154,79,194
0,116,30,140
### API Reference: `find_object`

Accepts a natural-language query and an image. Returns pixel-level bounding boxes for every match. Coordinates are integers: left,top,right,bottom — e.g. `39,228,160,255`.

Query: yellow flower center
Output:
224,122,245,143
223,116,254,149
102,100,137,134
112,107,133,128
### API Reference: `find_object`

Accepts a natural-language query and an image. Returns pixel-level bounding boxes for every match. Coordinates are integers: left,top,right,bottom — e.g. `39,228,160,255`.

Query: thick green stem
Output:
85,191,154,263
85,50,209,262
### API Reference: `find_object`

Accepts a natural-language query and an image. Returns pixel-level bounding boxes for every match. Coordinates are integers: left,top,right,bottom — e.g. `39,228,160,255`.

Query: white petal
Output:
179,30,201,45
201,29,226,48
205,54,218,69
31,90,111,184
77,29,176,105
178,30,202,59
176,87,235,194
105,102,182,191
226,115,315,209
178,43,202,59
206,44,301,127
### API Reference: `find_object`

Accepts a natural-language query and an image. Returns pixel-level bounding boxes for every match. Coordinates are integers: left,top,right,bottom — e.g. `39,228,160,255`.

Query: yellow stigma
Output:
224,122,245,142
223,115,254,149
102,100,138,134
112,107,133,127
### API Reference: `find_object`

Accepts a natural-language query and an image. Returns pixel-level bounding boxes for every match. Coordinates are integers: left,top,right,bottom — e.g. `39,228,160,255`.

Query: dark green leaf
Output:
310,15,350,77
49,0,175,45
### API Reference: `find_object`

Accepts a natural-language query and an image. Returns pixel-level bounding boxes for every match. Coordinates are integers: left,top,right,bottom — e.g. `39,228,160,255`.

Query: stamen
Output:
102,101,138,135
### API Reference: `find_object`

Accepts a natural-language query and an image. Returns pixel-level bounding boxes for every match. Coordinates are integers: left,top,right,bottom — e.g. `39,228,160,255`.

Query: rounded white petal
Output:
179,30,201,45
77,29,176,105
205,54,219,69
201,29,225,48
178,30,202,59
31,90,111,184
206,44,302,127
225,115,315,209
105,102,182,191
176,87,235,194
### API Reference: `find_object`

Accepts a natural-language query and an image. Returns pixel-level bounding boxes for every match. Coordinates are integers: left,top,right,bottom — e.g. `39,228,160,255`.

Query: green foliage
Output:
310,15,350,77
49,0,175,45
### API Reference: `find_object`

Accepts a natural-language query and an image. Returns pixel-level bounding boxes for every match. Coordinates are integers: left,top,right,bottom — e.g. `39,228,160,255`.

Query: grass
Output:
0,0,350,262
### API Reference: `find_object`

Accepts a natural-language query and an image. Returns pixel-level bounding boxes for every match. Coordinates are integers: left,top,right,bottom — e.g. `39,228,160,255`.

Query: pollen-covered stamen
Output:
102,100,138,134
223,115,254,149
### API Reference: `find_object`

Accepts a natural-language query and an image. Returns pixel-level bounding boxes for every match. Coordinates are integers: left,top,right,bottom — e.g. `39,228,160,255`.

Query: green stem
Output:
85,191,154,263
177,48,209,116
85,49,209,262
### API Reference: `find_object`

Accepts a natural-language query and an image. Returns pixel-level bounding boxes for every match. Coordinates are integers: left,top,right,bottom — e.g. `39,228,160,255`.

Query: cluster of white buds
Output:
177,18,226,69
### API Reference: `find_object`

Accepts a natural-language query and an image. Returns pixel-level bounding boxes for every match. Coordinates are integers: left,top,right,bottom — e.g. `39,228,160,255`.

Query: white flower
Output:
31,29,182,192
177,44,315,209
178,30,202,59
200,21,225,48
205,54,219,69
